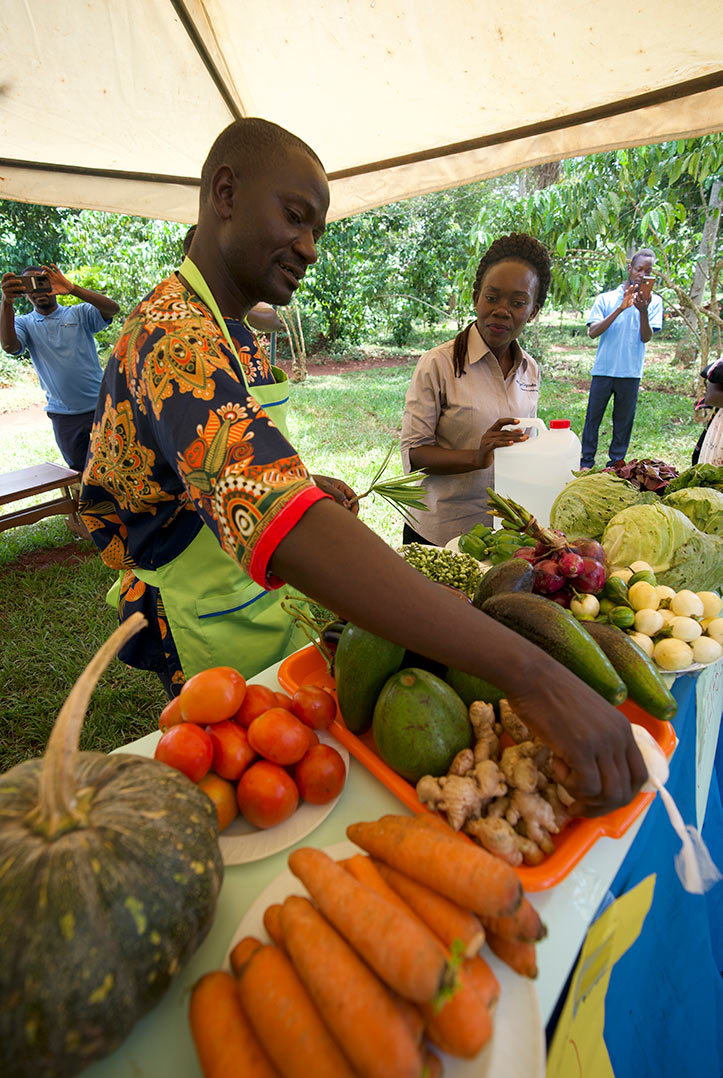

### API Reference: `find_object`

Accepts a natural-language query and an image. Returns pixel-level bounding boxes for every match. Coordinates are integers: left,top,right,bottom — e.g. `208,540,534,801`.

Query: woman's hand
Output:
476,417,528,469
312,474,359,514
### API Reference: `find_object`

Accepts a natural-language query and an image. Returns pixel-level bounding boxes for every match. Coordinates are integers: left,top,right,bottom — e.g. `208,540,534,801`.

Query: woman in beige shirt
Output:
401,233,551,546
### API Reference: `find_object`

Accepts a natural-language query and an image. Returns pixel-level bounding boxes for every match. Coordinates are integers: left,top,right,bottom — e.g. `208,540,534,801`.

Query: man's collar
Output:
30,304,60,320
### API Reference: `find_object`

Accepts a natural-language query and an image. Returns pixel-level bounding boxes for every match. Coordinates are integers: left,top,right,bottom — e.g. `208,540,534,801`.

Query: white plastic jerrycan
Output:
493,418,581,528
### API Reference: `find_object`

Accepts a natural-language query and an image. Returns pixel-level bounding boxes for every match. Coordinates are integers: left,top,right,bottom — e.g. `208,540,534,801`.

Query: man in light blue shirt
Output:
580,249,663,468
1,264,119,470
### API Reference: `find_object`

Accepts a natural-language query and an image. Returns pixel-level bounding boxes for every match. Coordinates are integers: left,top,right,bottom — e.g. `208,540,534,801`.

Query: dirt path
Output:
2,404,47,431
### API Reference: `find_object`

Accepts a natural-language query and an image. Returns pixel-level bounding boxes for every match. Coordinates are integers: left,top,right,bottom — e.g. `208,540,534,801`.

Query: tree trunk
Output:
531,160,562,190
690,179,721,307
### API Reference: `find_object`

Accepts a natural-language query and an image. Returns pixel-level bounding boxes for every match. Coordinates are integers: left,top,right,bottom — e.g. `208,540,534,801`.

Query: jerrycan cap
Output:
549,419,571,429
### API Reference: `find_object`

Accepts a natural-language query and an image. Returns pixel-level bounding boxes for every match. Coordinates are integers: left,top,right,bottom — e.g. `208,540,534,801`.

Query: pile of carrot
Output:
188,812,546,1078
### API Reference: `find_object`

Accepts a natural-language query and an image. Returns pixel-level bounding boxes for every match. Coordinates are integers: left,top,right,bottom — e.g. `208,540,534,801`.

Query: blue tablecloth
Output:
550,674,723,1076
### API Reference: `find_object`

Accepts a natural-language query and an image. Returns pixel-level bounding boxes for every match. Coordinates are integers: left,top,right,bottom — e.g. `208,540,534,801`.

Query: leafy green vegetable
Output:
665,463,723,494
550,473,656,540
661,487,723,536
601,503,723,592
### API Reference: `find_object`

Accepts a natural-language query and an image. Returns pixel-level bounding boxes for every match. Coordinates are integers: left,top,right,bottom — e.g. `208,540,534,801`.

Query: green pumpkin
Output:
0,614,224,1078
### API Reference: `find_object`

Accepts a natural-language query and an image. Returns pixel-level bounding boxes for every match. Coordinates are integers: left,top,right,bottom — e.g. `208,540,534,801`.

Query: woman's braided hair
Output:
451,232,551,378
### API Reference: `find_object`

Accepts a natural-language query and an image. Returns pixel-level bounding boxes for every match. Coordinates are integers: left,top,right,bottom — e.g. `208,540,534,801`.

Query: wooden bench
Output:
0,461,83,534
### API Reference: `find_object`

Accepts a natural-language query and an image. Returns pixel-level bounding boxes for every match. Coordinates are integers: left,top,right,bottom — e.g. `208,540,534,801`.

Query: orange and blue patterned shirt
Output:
79,272,325,686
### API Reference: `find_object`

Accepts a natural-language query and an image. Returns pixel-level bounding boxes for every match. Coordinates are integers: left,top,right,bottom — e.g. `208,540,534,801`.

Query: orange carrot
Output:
189,970,279,1078
263,903,286,948
374,860,485,957
483,896,547,943
422,1046,444,1078
288,846,450,1004
341,854,418,917
347,815,522,918
237,942,356,1078
485,930,538,978
465,953,500,1010
280,895,423,1078
392,993,426,1047
421,959,494,1059
229,935,263,977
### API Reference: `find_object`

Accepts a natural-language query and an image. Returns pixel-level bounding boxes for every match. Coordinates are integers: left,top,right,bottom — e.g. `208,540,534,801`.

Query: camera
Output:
18,273,52,294
635,276,655,303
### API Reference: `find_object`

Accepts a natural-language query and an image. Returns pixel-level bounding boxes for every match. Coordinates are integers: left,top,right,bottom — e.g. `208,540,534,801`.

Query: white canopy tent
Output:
1,0,722,224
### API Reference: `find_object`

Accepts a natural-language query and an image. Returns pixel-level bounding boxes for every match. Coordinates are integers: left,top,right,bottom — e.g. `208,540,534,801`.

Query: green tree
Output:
0,200,77,272
472,136,723,365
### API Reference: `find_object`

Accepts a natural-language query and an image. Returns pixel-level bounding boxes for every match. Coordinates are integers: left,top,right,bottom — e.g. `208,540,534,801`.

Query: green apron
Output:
108,258,309,681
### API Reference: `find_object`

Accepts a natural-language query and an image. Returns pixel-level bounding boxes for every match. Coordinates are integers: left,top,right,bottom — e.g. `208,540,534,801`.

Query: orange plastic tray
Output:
278,645,677,891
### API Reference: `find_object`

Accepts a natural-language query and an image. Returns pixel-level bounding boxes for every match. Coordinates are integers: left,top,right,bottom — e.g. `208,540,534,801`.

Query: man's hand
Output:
632,286,650,311
505,671,648,817
620,283,637,310
43,264,74,295
476,417,528,469
1,272,25,305
312,474,359,514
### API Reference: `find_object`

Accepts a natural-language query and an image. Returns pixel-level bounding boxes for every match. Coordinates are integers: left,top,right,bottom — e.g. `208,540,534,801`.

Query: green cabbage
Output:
661,487,723,536
602,503,723,591
550,473,656,540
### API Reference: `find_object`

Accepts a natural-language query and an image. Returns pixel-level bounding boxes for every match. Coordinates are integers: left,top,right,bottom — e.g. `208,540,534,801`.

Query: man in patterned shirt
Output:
80,117,645,818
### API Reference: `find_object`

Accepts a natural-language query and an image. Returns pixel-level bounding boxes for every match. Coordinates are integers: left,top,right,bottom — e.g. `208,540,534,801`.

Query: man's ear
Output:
527,304,541,323
210,165,237,221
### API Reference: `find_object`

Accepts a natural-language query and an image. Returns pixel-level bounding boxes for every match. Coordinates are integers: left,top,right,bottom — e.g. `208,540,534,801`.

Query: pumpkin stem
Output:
36,612,148,838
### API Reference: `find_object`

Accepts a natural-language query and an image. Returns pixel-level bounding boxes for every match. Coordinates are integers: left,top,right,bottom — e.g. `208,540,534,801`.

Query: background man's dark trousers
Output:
580,375,641,467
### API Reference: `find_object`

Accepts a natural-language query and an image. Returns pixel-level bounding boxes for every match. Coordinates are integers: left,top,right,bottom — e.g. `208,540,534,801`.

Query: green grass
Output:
0,324,705,771
1,557,167,771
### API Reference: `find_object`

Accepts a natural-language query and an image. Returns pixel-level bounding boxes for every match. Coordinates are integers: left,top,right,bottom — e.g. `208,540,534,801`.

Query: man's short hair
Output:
199,118,324,202
631,248,655,267
22,265,44,275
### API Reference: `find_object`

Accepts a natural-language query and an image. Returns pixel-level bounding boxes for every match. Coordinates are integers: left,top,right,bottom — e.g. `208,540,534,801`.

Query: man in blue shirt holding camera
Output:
580,249,663,468
1,263,119,470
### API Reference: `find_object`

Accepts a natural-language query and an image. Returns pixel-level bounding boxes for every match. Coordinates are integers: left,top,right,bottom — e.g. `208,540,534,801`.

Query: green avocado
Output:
444,666,504,708
472,558,535,609
372,668,473,783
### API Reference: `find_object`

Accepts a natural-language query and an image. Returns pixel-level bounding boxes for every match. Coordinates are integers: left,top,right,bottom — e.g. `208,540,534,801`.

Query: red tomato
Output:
291,684,337,730
294,744,346,804
236,761,299,829
198,773,239,832
179,666,247,725
247,707,310,766
155,723,213,783
158,695,183,733
233,683,278,729
275,691,294,710
306,727,320,747
205,720,256,781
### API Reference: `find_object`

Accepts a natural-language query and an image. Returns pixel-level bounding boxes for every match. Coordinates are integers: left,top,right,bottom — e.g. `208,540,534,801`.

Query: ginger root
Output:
416,695,574,859
416,773,486,832
499,742,539,794
498,699,531,743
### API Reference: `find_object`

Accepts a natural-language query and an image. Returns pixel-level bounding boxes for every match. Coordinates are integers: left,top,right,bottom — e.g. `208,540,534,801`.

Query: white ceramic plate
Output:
665,654,723,679
218,733,350,865
226,840,545,1078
